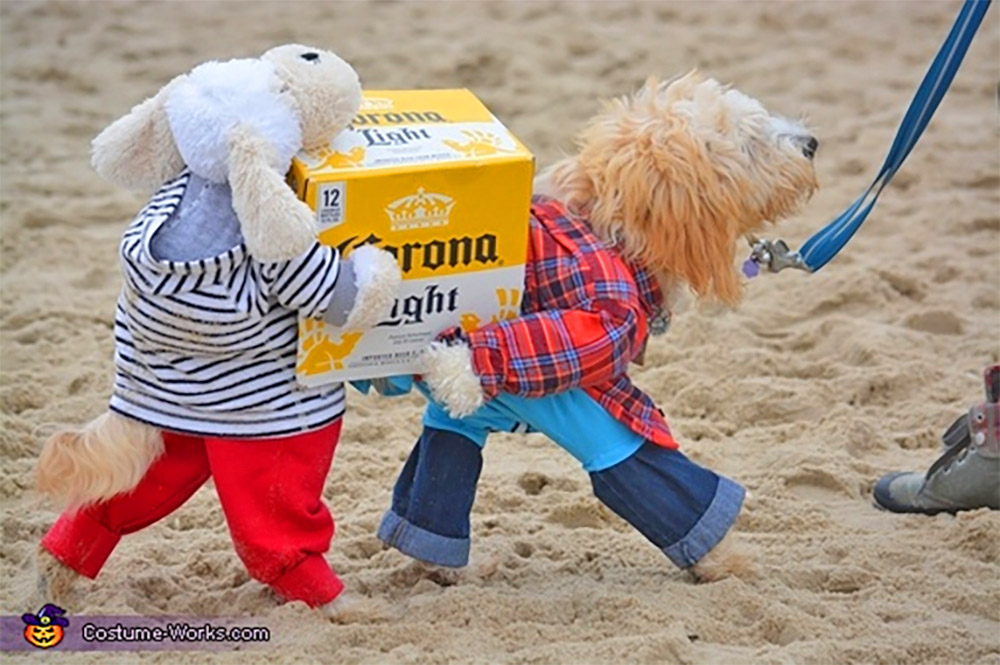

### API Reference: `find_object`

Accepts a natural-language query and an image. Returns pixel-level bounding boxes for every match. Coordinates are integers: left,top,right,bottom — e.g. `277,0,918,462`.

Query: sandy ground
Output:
1,1,998,663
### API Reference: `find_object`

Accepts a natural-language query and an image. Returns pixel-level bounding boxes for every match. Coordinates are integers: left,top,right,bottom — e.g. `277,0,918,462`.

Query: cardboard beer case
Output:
288,89,534,385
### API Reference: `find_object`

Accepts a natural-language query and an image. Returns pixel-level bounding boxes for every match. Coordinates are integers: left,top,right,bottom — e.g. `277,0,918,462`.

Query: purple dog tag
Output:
742,258,760,278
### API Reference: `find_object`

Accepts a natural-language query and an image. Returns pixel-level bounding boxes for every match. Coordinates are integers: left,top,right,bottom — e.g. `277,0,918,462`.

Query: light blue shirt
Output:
352,377,643,472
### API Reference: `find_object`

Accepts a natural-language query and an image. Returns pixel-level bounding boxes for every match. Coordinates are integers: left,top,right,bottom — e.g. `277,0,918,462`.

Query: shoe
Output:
874,365,1000,515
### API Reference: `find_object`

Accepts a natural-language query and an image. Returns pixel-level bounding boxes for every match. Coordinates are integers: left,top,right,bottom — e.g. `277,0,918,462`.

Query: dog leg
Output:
386,556,500,591
35,546,82,604
687,531,753,583
318,593,394,624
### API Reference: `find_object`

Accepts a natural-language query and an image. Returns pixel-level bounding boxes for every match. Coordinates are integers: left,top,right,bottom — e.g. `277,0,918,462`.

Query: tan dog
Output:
537,72,817,305
419,72,819,582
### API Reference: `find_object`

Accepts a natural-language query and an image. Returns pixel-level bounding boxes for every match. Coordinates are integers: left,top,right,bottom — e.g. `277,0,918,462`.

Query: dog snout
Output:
802,136,818,159
300,52,320,62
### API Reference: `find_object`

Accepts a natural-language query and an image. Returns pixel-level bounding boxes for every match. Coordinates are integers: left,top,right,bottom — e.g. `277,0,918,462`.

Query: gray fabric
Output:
874,404,1000,514
940,413,970,451
874,457,999,514
149,172,356,325
149,174,244,262
321,255,357,327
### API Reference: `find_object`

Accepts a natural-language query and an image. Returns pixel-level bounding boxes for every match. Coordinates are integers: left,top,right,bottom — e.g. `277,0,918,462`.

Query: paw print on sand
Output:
313,145,366,170
442,130,515,157
297,319,364,375
459,288,522,333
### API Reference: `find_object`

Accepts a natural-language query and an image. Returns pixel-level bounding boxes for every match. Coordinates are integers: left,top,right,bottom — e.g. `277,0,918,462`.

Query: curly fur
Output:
422,341,485,417
36,412,164,509
427,74,818,578
536,72,818,305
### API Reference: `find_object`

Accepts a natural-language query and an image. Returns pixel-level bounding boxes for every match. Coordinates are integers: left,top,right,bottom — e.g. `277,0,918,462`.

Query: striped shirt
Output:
110,172,346,438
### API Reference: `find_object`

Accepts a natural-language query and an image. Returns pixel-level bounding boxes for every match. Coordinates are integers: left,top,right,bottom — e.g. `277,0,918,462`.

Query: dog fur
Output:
426,72,818,581
535,73,817,305
36,45,388,515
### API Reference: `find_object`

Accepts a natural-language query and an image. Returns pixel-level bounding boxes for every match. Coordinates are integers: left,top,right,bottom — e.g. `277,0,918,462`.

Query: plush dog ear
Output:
91,75,187,191
227,123,317,262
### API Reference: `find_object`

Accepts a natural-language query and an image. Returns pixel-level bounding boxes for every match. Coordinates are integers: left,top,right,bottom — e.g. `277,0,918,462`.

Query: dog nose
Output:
300,52,320,62
803,136,818,159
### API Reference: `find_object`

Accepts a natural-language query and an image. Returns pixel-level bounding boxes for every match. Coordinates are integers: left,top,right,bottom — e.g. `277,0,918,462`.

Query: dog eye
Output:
300,52,320,62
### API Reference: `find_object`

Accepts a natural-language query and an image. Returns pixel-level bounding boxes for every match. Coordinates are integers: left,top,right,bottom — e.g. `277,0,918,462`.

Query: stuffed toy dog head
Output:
91,44,361,262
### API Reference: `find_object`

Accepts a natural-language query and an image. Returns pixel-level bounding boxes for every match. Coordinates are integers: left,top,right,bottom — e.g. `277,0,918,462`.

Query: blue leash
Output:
745,0,992,276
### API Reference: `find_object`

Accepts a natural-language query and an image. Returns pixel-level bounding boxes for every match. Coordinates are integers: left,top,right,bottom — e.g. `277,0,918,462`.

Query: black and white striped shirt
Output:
110,173,346,438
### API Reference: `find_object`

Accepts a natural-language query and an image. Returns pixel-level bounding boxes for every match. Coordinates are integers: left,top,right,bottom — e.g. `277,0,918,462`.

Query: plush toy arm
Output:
423,300,646,417
91,74,188,191
261,241,400,327
323,244,401,330
227,123,317,263
421,339,485,417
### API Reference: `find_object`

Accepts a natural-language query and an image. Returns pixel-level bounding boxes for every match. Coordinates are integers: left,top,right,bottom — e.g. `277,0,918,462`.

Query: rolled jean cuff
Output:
41,510,122,579
377,509,470,568
663,476,745,569
269,554,344,608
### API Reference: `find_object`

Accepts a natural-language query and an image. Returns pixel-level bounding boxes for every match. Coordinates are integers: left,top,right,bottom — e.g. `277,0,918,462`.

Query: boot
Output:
874,365,999,514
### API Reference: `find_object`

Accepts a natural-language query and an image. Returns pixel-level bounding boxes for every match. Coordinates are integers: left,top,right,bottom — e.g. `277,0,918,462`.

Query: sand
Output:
1,1,998,663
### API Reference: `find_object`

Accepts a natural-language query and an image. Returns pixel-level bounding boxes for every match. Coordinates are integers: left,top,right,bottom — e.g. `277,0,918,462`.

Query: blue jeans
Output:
376,386,745,569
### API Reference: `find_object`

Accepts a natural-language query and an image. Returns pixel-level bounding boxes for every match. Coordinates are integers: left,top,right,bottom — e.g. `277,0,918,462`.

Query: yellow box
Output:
289,90,534,385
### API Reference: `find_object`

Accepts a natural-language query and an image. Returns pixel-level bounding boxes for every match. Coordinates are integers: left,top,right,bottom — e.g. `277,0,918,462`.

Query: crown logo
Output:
385,187,455,231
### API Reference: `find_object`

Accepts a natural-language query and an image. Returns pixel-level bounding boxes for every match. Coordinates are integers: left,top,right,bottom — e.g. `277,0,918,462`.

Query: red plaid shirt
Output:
459,197,676,449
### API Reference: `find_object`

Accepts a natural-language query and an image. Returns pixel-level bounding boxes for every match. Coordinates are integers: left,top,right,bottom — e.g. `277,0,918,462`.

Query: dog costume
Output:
368,197,745,570
373,73,821,575
38,45,400,608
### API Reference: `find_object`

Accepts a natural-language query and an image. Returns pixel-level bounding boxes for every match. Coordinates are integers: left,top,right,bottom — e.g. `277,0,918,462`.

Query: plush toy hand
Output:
342,244,402,329
421,329,486,418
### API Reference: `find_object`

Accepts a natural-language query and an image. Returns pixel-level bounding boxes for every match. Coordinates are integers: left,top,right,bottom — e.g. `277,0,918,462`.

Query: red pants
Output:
41,420,344,607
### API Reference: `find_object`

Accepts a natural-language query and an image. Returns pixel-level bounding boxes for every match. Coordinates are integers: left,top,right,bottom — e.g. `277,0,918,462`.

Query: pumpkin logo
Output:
21,604,68,649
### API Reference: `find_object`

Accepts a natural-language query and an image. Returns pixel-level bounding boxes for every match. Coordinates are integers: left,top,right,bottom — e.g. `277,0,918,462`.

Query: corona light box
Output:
288,89,534,385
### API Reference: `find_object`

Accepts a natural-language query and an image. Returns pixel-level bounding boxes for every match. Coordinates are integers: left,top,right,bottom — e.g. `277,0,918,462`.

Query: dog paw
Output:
387,560,462,589
344,245,402,330
318,593,395,624
421,340,485,417
687,532,754,583
386,557,497,590
35,546,82,605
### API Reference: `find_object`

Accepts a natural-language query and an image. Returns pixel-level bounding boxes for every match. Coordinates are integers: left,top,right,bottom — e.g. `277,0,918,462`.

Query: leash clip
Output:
742,237,811,278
